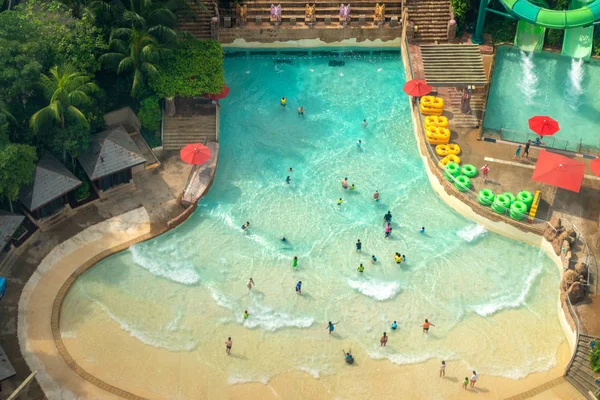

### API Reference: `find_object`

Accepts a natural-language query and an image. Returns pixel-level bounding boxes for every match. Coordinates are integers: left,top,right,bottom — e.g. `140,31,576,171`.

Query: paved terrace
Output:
0,151,193,399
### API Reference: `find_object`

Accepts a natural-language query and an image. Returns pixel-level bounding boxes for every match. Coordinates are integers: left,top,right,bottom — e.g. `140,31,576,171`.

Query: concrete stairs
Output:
565,334,600,398
36,205,73,232
242,0,402,24
178,0,215,39
162,110,217,151
447,87,484,128
405,0,450,42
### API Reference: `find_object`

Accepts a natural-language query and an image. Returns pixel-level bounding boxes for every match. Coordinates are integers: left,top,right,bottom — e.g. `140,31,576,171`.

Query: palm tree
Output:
100,27,168,96
29,64,99,133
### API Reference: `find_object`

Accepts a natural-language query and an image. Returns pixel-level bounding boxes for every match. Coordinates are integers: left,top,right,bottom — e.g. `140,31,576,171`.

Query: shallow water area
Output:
60,49,566,398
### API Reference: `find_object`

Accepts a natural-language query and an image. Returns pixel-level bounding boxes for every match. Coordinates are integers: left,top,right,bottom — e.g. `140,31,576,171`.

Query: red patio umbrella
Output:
528,116,560,136
205,84,230,101
403,79,432,97
532,150,585,193
590,158,600,177
180,143,211,165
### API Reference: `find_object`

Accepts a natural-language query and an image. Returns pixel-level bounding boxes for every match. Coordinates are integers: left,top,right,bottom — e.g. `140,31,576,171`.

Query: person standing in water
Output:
286,175,291,184
225,337,233,355
384,211,392,223
373,190,380,201
295,280,302,295
362,119,368,127
337,198,343,206
247,278,255,290
385,222,391,238
241,221,250,231
420,227,425,234
288,167,293,172
280,97,287,107
356,239,362,252
380,332,388,347
439,360,446,377
292,256,298,268
350,184,356,190
371,255,377,264
297,106,304,115
243,310,250,319
421,319,435,335
358,263,364,273
341,177,349,189
326,321,339,334
391,321,397,330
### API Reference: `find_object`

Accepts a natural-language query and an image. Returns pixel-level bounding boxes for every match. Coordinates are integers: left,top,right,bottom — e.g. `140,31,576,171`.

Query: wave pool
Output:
60,49,565,395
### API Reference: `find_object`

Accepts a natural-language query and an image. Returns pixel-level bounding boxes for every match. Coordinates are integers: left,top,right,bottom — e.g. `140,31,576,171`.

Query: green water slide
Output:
499,0,600,28
514,20,546,51
562,0,595,59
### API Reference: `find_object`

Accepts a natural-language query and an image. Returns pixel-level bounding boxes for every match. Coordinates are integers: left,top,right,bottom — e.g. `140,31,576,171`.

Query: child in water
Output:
371,255,377,264
394,253,402,264
241,221,250,231
420,226,425,234
243,310,250,319
350,184,355,190
337,198,343,205
297,106,304,115
358,263,364,273
356,139,362,147
286,176,291,184
391,321,397,330
373,190,380,201
280,97,286,107
292,256,298,268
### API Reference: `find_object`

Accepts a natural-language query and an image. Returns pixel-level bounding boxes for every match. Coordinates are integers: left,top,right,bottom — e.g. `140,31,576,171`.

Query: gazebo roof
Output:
420,44,487,88
18,153,81,212
0,211,25,249
78,125,145,181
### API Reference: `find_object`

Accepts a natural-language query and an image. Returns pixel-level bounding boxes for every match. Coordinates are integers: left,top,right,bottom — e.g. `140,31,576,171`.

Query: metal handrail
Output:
489,127,596,156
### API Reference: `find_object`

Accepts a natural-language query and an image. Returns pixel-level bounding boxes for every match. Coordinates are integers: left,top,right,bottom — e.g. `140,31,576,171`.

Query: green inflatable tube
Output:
492,194,511,214
499,0,600,29
517,190,534,209
509,201,528,221
444,162,461,182
477,189,495,206
503,192,516,205
461,164,478,178
454,175,471,192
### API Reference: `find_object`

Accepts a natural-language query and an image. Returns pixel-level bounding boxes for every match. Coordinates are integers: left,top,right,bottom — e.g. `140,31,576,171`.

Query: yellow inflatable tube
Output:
420,103,443,116
424,115,449,127
426,127,450,144
446,143,460,155
421,96,444,110
437,154,461,168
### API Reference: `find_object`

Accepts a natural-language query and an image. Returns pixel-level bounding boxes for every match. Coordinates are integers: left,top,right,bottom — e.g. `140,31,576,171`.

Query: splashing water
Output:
566,57,584,109
519,51,538,104
456,224,487,243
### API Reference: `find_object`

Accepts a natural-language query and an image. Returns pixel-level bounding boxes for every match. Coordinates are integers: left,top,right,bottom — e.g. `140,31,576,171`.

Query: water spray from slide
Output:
566,57,584,109
519,51,538,104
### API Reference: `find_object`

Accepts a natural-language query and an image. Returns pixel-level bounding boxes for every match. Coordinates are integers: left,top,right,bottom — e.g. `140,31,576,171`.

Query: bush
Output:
138,95,161,131
484,16,517,43
150,39,224,98
74,180,90,201
591,342,600,372
141,126,161,148
545,29,564,48
451,0,471,28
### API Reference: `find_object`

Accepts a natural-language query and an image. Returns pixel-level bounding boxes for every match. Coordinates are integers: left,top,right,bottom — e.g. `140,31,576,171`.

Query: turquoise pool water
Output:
60,49,564,387
484,45,600,152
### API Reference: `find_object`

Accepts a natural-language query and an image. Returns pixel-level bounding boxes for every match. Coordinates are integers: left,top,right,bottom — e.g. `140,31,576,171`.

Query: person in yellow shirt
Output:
280,97,286,107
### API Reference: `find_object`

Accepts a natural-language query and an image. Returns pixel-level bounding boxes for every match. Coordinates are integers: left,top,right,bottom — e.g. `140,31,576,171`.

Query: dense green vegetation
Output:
0,0,223,208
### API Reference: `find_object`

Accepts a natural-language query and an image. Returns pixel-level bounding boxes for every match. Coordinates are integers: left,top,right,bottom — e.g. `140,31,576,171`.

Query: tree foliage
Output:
30,64,99,133
0,144,37,201
150,39,224,98
138,95,161,131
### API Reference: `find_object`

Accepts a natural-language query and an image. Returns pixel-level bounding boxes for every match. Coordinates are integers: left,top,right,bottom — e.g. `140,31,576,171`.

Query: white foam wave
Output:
471,259,544,317
228,374,270,385
298,366,320,379
347,278,401,301
130,244,200,285
483,353,557,379
368,349,455,366
519,50,538,103
85,293,199,352
457,224,487,243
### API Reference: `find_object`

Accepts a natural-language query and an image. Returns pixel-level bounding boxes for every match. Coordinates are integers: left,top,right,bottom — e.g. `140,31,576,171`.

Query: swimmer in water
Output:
326,321,339,334
241,221,250,231
358,263,364,273
297,106,304,115
288,167,293,172
373,190,380,201
281,236,287,242
341,177,349,189
243,310,250,319
371,255,377,264
362,119,368,127
402,254,406,262
280,97,286,107
356,239,362,252
380,332,388,347
350,184,355,190
385,222,391,238
292,256,298,268
391,320,397,330
356,139,362,147
337,198,343,205
384,211,392,223
421,319,435,335
286,176,291,184
247,278,255,290
420,226,425,234
295,280,302,294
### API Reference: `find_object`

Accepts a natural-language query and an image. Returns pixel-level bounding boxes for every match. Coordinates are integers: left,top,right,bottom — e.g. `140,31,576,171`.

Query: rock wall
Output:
219,26,401,44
